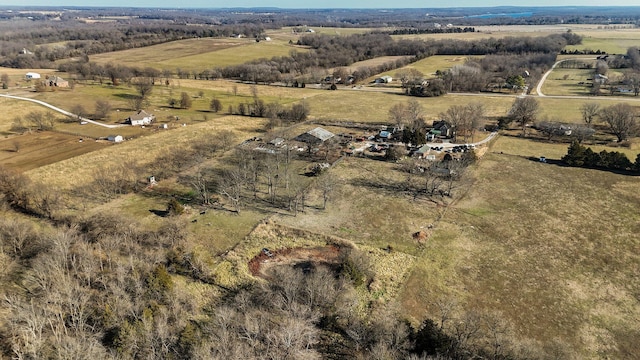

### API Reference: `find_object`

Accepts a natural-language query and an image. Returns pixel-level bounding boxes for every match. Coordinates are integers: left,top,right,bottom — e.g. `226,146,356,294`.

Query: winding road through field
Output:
0,93,125,128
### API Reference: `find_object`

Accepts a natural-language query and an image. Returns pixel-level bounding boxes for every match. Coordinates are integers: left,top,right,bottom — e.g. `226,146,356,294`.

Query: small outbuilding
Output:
107,135,123,143
25,72,41,80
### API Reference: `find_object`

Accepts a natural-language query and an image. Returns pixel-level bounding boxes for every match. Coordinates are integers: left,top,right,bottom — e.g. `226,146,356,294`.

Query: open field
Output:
535,97,640,124
369,55,482,81
88,37,307,71
0,97,49,135
334,55,411,73
260,135,640,358
564,28,640,55
0,131,109,172
491,134,639,158
25,115,266,191
305,90,516,123
413,144,639,358
279,26,376,36
392,25,640,55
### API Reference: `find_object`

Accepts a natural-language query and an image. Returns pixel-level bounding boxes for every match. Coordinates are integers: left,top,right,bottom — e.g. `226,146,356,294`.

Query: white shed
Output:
25,72,41,80
107,135,123,143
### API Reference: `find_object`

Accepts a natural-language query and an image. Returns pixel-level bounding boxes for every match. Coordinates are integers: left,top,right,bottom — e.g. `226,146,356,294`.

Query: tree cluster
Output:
0,204,565,359
385,26,476,35
562,141,640,172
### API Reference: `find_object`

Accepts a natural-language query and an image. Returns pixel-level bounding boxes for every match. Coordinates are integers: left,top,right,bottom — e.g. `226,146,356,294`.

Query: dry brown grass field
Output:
4,26,640,358
257,135,640,358
0,131,109,172
25,115,266,191
399,142,640,358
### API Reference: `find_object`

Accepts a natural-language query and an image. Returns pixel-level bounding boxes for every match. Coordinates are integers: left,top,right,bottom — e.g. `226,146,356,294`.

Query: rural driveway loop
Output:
0,93,126,128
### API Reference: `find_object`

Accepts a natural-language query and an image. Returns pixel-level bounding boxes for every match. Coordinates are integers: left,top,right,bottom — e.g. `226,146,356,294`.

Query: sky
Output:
1,1,639,8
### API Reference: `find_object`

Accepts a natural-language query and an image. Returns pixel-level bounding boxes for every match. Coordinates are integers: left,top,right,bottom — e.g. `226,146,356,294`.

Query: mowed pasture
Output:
305,89,516,123
395,55,482,77
491,134,639,159
0,131,108,172
564,28,640,55
88,37,306,71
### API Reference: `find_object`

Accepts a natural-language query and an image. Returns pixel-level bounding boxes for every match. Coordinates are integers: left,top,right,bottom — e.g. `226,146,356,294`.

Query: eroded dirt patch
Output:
248,245,342,278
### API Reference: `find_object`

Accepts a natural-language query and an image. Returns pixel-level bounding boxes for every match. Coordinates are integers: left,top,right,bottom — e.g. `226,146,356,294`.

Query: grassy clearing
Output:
279,27,375,36
0,98,48,134
539,68,595,96
491,134,638,159
564,29,640,54
419,144,640,358
25,115,266,190
214,219,416,305
393,28,557,41
276,157,442,256
306,90,515,123
536,97,640,124
95,191,268,256
403,55,483,76
88,37,306,71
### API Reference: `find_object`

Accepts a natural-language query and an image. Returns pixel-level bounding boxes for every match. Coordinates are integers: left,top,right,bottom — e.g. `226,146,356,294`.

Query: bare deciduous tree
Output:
599,103,638,142
218,169,243,213
508,97,539,136
580,102,600,126
94,99,112,120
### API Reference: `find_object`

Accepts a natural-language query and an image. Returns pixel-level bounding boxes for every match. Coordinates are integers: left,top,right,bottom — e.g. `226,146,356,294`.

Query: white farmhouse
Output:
127,110,155,126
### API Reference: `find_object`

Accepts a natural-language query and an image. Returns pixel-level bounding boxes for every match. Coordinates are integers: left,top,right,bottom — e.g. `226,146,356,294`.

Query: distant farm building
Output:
48,76,69,87
594,74,608,84
295,127,335,144
25,72,41,80
431,120,453,138
107,135,123,143
375,75,393,84
127,110,155,126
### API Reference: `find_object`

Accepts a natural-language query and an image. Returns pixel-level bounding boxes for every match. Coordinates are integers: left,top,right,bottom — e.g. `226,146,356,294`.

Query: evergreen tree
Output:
562,141,586,166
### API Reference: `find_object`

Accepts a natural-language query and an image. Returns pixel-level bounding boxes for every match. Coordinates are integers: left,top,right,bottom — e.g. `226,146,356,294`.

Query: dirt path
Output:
0,93,126,129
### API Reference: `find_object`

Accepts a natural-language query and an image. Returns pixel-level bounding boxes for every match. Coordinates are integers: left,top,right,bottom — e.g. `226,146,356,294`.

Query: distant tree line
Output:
383,27,476,35
0,22,268,68
57,30,573,89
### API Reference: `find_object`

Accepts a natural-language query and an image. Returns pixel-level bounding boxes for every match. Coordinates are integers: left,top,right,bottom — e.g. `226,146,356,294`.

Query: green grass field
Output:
564,29,640,55
305,89,515,123
381,55,482,78
88,37,307,71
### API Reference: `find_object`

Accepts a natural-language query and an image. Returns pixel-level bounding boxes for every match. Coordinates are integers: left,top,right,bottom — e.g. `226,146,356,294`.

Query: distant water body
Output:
465,12,534,19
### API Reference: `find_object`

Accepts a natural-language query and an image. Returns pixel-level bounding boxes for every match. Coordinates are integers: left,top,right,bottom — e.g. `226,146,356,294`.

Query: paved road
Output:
0,93,126,128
